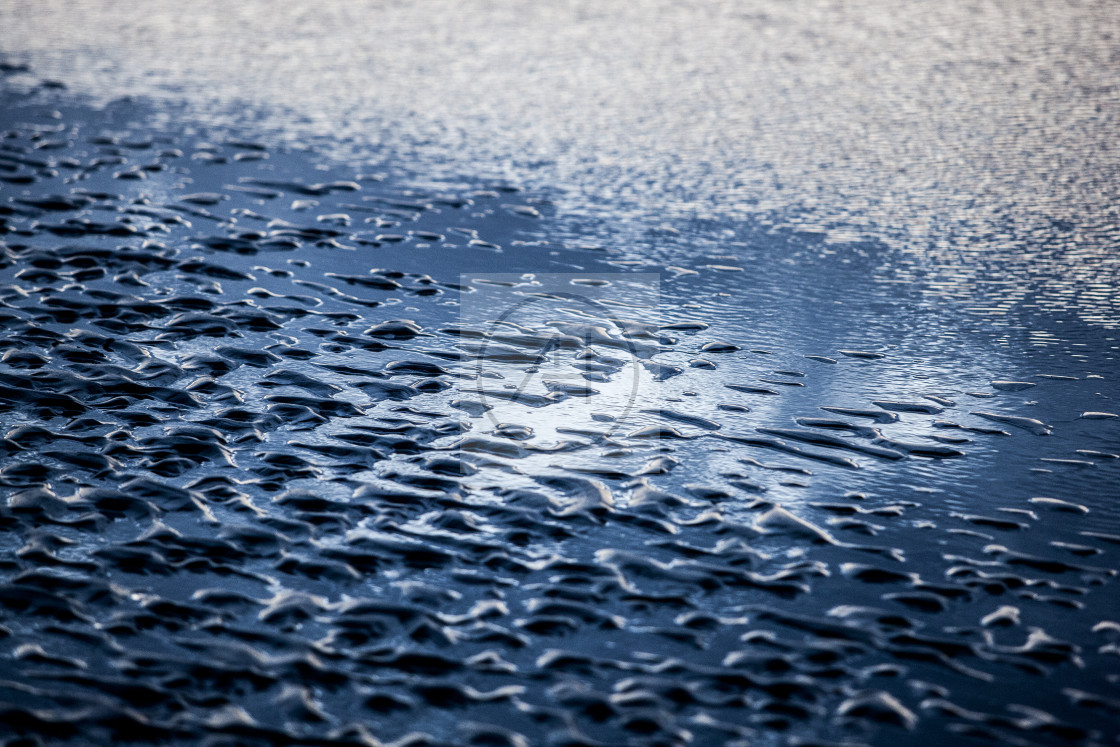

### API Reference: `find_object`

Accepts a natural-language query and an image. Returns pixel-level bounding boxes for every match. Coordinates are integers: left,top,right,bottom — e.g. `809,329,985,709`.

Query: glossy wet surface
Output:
1,3,1120,745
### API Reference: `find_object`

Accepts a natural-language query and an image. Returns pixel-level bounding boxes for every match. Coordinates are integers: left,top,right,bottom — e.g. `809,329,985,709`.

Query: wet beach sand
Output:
1,3,1119,745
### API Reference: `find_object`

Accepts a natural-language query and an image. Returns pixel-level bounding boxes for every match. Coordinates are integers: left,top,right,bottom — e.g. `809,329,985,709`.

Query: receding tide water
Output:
0,2,1118,745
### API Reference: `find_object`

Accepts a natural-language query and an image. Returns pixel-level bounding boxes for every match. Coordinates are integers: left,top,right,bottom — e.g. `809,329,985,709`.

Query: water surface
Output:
0,2,1118,744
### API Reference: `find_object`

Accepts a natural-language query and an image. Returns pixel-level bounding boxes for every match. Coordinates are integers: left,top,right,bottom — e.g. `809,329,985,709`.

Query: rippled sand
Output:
1,3,1119,745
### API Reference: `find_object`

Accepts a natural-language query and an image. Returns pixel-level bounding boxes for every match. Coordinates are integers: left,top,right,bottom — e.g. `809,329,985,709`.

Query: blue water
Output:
0,2,1118,744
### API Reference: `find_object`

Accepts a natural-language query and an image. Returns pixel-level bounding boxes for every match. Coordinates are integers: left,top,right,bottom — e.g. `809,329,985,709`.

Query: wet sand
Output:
1,6,1120,744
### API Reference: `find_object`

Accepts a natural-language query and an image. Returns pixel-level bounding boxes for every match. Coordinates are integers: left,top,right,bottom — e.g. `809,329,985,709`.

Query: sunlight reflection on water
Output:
3,0,1119,334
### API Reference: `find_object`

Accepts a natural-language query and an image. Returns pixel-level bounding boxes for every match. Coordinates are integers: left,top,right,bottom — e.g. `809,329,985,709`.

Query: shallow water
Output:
1,3,1119,745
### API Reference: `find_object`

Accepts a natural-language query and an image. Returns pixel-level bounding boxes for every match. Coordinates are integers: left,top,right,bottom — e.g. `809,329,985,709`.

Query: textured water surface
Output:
1,2,1119,745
